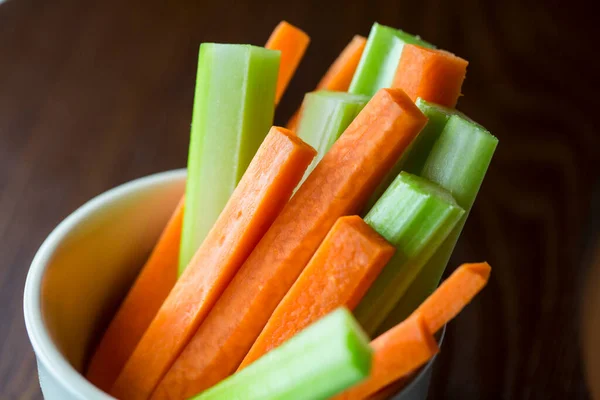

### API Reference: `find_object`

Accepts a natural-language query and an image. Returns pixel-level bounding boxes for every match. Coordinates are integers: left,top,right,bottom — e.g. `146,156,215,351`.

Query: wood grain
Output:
0,0,597,399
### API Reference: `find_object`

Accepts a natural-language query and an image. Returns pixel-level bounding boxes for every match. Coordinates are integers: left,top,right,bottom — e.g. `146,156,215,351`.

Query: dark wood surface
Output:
1,0,598,398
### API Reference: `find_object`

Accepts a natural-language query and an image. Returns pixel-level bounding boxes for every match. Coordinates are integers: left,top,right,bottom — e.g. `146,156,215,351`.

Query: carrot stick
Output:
266,21,310,105
110,127,316,400
392,44,468,108
286,109,302,133
364,262,491,397
85,197,184,391
287,35,366,130
349,23,433,97
333,315,439,400
365,376,412,400
150,88,428,400
317,35,367,91
238,216,395,370
412,262,491,334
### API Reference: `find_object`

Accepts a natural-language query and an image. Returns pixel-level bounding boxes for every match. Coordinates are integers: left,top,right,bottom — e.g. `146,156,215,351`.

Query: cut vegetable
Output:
287,35,367,130
333,314,438,400
400,99,458,175
366,263,491,395
151,88,428,400
349,23,433,97
239,216,394,370
317,35,367,91
179,43,280,274
355,172,464,336
86,198,184,391
265,21,310,105
365,377,412,400
111,127,316,400
296,90,369,183
365,98,456,211
381,115,498,332
393,44,468,107
191,308,373,400
414,262,491,334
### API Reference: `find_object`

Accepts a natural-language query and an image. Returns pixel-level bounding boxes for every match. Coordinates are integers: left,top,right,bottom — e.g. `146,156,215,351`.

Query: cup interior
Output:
24,169,186,398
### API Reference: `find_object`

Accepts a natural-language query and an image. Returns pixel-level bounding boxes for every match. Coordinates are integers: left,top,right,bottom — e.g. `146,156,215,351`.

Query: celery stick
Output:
378,115,498,334
355,172,464,336
190,308,372,400
348,23,434,97
179,44,279,273
364,98,456,211
296,90,369,183
402,99,459,174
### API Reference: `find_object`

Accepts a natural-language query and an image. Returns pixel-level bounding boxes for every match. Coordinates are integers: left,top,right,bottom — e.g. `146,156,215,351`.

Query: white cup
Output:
23,168,439,400
24,169,186,399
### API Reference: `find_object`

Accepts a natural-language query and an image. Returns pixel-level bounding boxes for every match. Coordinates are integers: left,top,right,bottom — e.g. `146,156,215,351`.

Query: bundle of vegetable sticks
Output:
86,20,498,400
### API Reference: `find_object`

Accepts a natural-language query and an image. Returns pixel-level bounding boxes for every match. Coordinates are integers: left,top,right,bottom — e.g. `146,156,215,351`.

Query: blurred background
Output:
0,0,598,398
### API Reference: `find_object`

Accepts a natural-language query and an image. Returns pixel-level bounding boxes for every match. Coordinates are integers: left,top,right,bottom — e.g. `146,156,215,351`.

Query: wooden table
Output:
1,0,597,398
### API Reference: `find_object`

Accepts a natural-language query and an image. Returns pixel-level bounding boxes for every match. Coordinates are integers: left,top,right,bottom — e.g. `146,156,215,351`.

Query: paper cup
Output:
24,169,440,399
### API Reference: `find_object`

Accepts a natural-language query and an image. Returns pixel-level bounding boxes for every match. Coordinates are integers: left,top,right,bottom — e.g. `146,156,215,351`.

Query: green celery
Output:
378,114,498,334
354,172,464,336
364,98,456,210
348,23,434,97
179,43,280,273
190,308,372,400
296,90,369,184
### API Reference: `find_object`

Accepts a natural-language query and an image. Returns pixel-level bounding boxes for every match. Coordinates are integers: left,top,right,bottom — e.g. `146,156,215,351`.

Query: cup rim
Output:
23,168,187,399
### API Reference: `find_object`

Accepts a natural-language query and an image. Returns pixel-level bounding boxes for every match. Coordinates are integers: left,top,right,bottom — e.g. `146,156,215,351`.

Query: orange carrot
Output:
265,21,310,105
150,88,428,400
110,127,316,400
317,35,367,91
238,215,395,370
285,107,302,133
414,262,491,334
365,377,412,400
334,315,438,400
361,262,491,398
88,24,311,383
86,197,184,391
392,44,468,108
287,35,366,130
